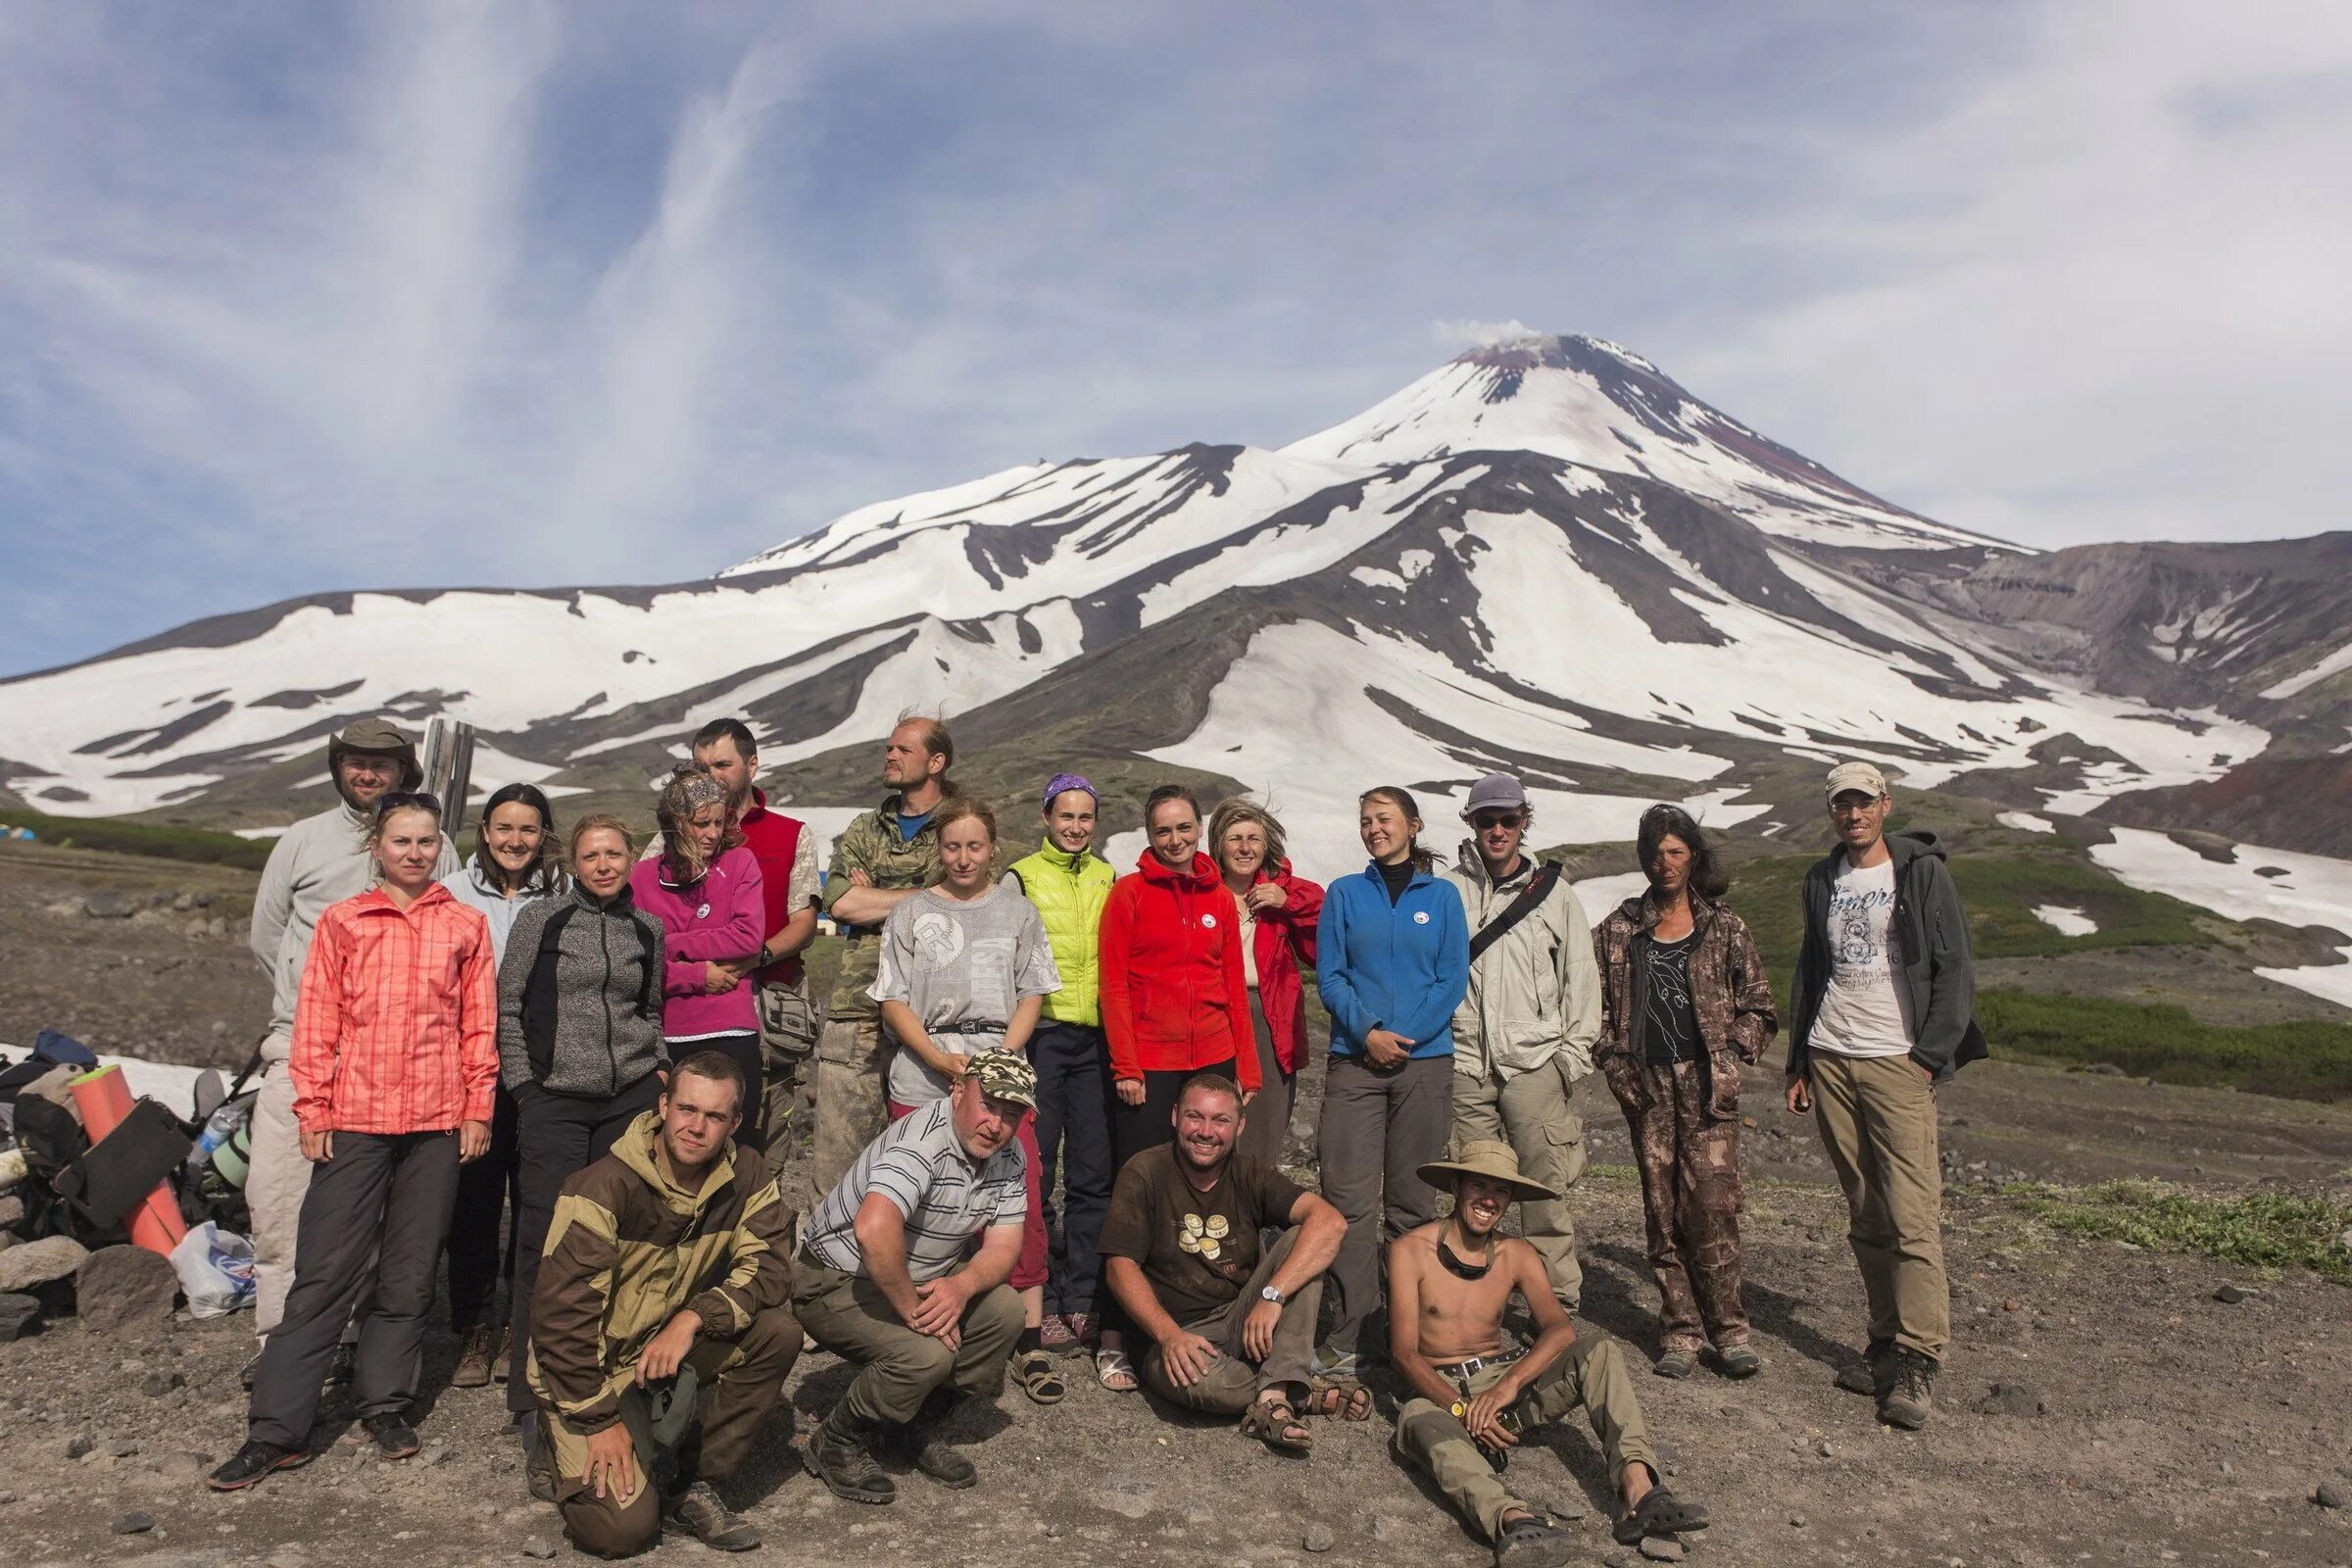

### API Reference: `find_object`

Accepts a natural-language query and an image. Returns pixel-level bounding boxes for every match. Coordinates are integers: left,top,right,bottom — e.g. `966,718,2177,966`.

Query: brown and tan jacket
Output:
1592,892,1778,1122
526,1110,793,1435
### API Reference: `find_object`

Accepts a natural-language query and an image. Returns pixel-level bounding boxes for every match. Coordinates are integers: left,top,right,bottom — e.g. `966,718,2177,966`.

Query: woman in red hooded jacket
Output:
1207,798,1323,1169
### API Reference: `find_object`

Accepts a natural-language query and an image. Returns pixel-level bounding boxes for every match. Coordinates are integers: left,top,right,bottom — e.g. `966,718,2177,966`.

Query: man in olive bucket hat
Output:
1388,1140,1708,1566
244,717,454,1385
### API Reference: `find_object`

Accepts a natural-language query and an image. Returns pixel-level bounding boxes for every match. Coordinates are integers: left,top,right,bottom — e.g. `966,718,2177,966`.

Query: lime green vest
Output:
1010,840,1115,1027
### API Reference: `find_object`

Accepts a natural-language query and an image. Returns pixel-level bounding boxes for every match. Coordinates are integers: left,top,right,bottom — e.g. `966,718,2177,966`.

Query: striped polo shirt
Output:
802,1099,1026,1282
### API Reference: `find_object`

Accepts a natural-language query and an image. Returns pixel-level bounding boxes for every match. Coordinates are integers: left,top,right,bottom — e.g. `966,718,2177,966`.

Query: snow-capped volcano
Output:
0,331,2335,875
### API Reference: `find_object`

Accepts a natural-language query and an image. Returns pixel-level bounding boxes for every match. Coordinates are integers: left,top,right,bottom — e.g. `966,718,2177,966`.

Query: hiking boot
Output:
1835,1338,1894,1397
1715,1343,1764,1379
362,1414,421,1460
663,1480,760,1550
803,1414,894,1504
1878,1349,1936,1430
1652,1348,1698,1379
206,1439,313,1492
873,1419,977,1488
452,1323,501,1389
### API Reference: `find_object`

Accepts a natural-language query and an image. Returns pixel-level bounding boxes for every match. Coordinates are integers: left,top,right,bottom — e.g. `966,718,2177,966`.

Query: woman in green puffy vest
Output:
1003,773,1120,1368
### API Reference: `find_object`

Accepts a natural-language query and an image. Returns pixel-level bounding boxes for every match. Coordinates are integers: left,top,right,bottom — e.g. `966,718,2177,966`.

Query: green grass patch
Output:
1978,989,2352,1101
0,808,274,871
2009,1179,2352,1283
1950,856,2208,957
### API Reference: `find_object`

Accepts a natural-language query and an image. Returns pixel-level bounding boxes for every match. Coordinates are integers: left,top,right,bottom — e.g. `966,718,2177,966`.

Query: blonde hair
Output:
1206,799,1289,875
655,763,741,882
568,812,637,864
933,795,998,843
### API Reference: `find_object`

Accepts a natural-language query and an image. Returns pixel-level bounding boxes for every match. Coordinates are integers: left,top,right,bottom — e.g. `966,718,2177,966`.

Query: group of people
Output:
207,710,1984,1566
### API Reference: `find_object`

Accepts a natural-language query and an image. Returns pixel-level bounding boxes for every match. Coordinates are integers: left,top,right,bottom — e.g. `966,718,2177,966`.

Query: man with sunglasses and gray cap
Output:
244,717,455,1384
1786,760,1985,1430
1441,772,1598,1314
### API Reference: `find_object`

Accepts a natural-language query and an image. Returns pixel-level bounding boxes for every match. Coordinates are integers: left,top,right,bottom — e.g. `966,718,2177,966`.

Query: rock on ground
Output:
74,1245,180,1335
0,1236,87,1295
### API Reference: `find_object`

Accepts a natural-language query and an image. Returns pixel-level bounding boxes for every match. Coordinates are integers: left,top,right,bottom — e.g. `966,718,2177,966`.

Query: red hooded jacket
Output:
1099,851,1259,1092
1244,861,1325,1076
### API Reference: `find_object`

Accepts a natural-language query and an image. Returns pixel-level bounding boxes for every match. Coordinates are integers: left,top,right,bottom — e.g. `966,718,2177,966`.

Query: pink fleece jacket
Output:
626,846,764,1040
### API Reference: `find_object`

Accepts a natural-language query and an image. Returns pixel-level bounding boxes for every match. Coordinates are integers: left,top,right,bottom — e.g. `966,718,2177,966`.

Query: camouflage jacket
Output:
1592,891,1777,1121
820,793,946,1019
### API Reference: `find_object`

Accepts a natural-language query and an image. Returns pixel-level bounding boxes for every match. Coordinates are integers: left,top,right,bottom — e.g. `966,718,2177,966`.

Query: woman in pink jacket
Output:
628,766,765,1130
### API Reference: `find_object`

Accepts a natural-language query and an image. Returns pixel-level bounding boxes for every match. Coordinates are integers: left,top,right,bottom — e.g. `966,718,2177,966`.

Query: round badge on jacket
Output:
697,903,711,920
1413,910,1431,924
1201,913,1218,928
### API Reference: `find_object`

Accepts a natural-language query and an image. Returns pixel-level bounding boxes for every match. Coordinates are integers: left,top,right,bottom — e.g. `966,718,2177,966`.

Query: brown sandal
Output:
1238,1396,1312,1450
1305,1377,1373,1421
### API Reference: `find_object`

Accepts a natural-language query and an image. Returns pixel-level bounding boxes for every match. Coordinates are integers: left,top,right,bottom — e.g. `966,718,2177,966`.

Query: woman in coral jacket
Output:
209,791,497,1493
626,764,765,1126
1093,782,1259,1393
1207,798,1323,1169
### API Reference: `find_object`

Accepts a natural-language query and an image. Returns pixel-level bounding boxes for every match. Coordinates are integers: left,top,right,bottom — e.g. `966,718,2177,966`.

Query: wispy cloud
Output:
0,1,2344,676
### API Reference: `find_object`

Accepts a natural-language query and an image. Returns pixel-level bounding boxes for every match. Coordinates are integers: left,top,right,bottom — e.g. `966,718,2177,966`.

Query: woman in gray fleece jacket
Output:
497,813,669,1425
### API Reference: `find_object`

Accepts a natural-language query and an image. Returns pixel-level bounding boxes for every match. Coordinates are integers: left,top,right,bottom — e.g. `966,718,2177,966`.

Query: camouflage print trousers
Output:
1625,1059,1747,1353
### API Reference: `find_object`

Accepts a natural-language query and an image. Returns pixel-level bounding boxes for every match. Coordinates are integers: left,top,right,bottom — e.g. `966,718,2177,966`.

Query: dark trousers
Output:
445,1082,519,1333
248,1130,461,1448
1318,1053,1454,1358
506,1072,666,1416
681,1031,764,1151
1030,1022,1115,1319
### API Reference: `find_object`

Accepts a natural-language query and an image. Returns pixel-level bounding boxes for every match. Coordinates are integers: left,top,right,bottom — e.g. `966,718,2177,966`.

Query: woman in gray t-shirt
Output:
867,797,1067,1402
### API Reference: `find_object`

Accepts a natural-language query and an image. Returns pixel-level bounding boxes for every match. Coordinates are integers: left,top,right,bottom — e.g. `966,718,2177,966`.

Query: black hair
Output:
1637,804,1730,901
473,782,566,897
1359,785,1437,873
692,717,758,760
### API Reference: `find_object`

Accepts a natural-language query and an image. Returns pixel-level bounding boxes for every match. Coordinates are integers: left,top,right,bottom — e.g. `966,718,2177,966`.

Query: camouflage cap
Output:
964,1050,1037,1111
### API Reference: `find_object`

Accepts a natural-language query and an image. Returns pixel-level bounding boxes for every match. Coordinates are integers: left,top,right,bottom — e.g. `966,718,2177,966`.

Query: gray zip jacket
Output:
1443,841,1601,1081
249,801,455,1057
497,884,669,1098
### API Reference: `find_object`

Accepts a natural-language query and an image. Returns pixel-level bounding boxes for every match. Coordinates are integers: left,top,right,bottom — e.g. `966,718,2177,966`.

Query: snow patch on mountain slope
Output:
1997,810,2056,834
2032,905,2097,937
2089,827,2352,1007
1462,510,2264,807
2261,640,2352,700
1143,618,1761,880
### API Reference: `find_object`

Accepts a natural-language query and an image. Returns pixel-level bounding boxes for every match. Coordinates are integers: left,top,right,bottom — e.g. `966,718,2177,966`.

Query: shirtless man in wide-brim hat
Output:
1388,1139,1708,1567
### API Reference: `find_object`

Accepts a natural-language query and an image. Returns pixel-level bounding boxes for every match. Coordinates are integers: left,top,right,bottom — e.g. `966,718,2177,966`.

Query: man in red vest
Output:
693,718,821,1165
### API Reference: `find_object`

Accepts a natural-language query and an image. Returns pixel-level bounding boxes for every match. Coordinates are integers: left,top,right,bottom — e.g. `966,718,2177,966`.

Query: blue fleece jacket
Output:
1316,861,1470,1060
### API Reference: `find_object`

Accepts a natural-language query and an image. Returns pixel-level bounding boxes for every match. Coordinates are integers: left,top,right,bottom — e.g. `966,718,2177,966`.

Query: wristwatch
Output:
1260,1285,1286,1305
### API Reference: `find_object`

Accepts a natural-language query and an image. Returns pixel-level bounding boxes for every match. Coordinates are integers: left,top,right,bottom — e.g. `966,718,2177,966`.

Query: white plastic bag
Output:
170,1221,257,1319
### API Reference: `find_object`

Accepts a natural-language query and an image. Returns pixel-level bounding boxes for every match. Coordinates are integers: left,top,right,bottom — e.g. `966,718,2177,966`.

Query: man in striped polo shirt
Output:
795,1052,1034,1504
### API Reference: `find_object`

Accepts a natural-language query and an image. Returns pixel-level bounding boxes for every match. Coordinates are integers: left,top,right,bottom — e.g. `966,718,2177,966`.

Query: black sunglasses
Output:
376,791,444,819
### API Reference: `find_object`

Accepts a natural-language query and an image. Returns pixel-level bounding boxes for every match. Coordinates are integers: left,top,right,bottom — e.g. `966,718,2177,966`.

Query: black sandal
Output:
1013,1348,1066,1405
1493,1512,1570,1565
1613,1485,1709,1543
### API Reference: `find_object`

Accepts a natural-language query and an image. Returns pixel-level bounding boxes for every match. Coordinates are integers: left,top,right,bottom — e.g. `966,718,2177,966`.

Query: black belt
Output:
1436,1347,1526,1382
935,1020,1009,1036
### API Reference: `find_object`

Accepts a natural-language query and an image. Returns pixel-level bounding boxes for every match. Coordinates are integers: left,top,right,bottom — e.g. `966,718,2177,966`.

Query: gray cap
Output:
1461,772,1529,817
1825,760,1890,803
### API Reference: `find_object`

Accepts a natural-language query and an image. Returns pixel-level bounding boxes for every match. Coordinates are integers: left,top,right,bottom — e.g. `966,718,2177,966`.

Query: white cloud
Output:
1433,318,1539,350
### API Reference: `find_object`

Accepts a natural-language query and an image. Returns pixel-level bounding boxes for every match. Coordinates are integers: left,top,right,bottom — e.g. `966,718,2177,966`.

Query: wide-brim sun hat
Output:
1416,1138,1559,1203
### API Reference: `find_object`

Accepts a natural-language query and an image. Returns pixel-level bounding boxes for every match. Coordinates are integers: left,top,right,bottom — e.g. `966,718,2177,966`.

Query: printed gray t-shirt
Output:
1810,857,1913,1058
869,883,1062,1105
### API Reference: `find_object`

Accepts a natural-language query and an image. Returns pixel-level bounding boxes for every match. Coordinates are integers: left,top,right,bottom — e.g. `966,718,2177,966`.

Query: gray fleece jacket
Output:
497,884,669,1098
249,800,457,1057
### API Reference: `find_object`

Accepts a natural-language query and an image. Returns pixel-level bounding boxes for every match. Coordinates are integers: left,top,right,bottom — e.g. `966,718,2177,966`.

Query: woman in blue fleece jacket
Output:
1314,785,1470,1368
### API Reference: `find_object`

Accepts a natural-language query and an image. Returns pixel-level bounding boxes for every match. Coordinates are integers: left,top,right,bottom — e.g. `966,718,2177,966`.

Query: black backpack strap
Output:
1468,861,1566,965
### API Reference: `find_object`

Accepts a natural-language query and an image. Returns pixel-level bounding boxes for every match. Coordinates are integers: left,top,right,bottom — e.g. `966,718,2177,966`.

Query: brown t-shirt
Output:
1098,1145,1308,1323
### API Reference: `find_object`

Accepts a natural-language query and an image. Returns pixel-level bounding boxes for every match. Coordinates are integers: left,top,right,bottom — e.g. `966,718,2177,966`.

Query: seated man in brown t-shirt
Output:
1099,1072,1347,1449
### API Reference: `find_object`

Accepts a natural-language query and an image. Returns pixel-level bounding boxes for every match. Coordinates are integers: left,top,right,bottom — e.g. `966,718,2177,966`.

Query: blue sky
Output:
2,1,2346,676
